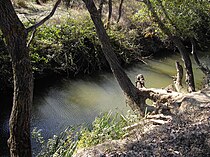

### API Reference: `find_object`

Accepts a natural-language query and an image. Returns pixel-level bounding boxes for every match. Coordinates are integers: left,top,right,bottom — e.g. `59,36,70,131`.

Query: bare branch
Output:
26,0,62,32
117,0,124,23
27,29,37,47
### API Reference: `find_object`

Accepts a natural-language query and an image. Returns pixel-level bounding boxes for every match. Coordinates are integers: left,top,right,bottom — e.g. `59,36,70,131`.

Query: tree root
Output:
135,74,210,116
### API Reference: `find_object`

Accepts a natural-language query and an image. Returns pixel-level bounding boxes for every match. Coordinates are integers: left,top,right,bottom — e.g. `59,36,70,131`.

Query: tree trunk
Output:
0,0,33,157
82,0,154,115
144,0,195,92
172,37,195,92
0,0,61,156
107,0,112,28
174,61,183,92
191,38,210,75
117,0,124,23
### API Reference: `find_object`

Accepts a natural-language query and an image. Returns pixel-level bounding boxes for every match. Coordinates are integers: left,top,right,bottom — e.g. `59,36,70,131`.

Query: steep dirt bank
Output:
74,88,210,157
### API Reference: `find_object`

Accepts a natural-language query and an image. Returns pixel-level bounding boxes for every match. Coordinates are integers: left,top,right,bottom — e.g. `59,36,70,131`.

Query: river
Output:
0,54,206,156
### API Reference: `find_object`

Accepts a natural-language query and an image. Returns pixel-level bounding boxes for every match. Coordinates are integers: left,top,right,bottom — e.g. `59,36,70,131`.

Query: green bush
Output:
29,13,143,76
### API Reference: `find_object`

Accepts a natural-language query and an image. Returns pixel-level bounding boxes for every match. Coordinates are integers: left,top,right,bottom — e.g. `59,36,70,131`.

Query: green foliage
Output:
77,111,127,148
29,14,104,75
135,0,210,42
29,12,141,76
163,0,210,38
33,111,142,157
32,127,79,157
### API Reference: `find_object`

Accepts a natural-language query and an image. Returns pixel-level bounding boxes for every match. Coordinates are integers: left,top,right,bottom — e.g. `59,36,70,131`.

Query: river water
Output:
0,54,206,156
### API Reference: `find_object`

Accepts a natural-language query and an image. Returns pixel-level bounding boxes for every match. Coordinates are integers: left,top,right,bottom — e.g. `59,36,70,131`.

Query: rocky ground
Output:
74,88,210,157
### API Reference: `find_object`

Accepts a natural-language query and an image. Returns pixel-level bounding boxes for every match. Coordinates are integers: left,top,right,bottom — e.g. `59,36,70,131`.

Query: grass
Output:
32,111,143,157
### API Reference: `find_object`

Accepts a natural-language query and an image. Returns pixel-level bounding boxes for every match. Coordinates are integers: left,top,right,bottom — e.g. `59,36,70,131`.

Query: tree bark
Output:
82,0,154,115
143,0,195,92
0,0,33,156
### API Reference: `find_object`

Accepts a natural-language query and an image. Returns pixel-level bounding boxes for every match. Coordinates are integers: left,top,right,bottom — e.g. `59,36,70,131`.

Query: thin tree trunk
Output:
0,0,33,156
107,0,112,28
144,0,195,92
191,38,210,75
191,38,210,87
117,0,124,23
82,0,154,115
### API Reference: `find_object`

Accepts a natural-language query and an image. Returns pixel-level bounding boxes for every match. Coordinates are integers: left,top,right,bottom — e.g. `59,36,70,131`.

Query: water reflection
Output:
31,57,179,140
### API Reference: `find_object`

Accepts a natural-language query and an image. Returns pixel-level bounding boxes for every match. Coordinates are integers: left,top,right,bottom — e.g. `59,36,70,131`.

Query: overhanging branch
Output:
26,0,62,32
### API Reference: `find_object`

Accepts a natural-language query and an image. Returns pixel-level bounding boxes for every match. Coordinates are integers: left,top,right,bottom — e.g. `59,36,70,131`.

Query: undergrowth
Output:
29,14,140,77
32,111,142,157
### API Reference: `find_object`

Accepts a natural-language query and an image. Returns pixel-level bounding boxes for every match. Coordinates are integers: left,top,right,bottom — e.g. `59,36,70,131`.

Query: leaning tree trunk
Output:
172,37,195,92
82,0,154,115
144,0,195,92
0,0,33,156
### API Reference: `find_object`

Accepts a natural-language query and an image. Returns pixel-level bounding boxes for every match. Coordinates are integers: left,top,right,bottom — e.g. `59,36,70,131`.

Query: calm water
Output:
0,54,206,156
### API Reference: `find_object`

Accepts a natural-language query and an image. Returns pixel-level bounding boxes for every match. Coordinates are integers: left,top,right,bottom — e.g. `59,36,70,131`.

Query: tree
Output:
82,0,154,116
107,0,112,28
117,0,124,23
141,0,195,92
0,0,61,156
136,0,210,91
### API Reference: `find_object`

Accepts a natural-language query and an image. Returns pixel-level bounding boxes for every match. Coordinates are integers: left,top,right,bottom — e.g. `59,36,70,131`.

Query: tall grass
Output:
32,111,142,157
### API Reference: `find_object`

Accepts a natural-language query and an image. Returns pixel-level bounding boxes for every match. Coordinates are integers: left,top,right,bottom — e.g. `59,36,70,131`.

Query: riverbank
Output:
0,1,179,93
74,87,210,157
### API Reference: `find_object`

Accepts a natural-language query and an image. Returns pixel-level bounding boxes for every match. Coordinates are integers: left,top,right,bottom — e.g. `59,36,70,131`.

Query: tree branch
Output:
26,0,62,32
191,38,210,75
117,0,124,23
27,29,36,47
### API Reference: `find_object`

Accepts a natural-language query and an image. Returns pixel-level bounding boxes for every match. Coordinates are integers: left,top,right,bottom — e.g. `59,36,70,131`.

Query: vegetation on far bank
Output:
1,0,210,92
